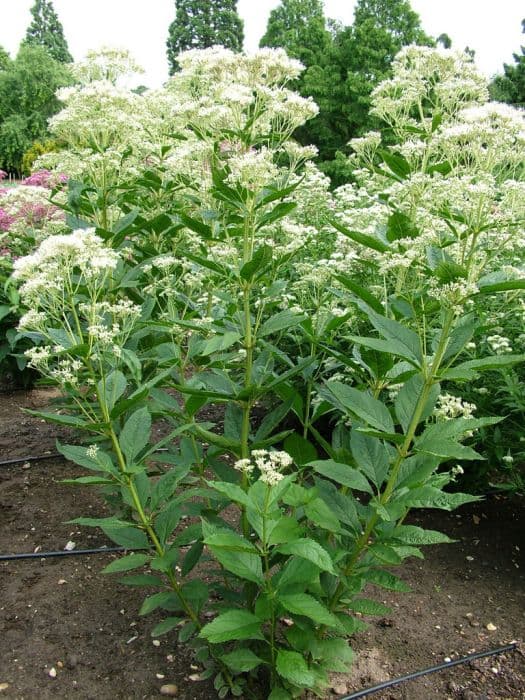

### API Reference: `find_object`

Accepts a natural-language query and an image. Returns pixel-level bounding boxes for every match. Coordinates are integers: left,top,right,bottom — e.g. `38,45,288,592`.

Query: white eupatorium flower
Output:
13,229,120,303
234,449,293,485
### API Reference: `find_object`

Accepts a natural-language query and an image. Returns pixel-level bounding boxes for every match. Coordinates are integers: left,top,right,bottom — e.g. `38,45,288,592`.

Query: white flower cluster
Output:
486,334,512,354
434,393,477,421
13,229,120,304
234,449,293,485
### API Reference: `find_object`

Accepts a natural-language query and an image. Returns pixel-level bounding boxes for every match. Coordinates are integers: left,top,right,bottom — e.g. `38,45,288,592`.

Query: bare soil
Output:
0,389,523,699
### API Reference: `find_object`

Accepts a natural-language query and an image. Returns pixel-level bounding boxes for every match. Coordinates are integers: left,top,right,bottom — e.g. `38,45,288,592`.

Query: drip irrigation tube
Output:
0,546,138,561
0,447,170,468
0,452,62,467
340,642,518,699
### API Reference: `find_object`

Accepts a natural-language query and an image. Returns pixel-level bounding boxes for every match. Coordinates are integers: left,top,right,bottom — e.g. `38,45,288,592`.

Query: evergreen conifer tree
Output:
490,19,525,106
23,0,73,63
167,0,244,74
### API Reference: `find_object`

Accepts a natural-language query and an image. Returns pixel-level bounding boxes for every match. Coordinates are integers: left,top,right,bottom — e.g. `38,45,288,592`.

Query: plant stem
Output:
328,310,456,613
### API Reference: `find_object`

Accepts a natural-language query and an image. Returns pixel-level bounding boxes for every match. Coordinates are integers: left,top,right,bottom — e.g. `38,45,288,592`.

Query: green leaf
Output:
268,688,292,700
154,502,182,545
275,557,320,591
178,212,212,238
335,274,384,314
347,598,391,616
321,381,394,434
151,617,182,637
254,397,294,442
367,310,422,365
25,410,90,428
276,539,335,574
395,376,440,432
204,532,260,554
120,407,151,464
140,592,179,616
396,486,479,511
283,433,317,466
98,370,126,413
120,574,165,587
101,524,150,550
279,593,340,628
386,211,418,241
276,649,316,688
221,649,265,673
199,610,263,643
477,278,525,293
415,439,482,461
350,430,389,490
329,218,388,253
208,481,251,508
267,517,303,546
304,497,341,533
240,244,273,281
101,553,150,574
207,543,263,584
256,201,296,229
309,459,372,494
259,310,306,338
57,442,116,474
310,638,354,672
380,150,411,179
364,569,410,592
392,524,454,545
199,331,241,357
447,354,525,374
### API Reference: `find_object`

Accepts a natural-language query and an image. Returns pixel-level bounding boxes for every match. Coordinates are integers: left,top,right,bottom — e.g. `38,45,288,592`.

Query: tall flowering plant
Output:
13,46,523,698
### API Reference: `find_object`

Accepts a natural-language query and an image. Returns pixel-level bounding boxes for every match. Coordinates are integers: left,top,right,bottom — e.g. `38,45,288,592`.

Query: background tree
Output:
490,19,525,106
0,45,72,175
167,0,244,74
0,46,11,72
259,0,434,184
259,0,332,152
23,0,73,63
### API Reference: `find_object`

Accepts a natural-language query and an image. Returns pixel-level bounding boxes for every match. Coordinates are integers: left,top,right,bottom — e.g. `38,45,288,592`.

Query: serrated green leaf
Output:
151,617,182,637
347,598,391,616
101,553,150,574
395,376,440,433
199,331,241,357
276,539,335,574
259,310,306,338
283,433,317,466
350,430,389,489
102,524,150,549
364,569,411,592
279,593,340,628
310,459,373,494
392,524,454,545
98,370,126,413
120,407,151,464
276,649,316,688
140,592,180,616
221,649,265,673
199,610,263,643
321,382,394,434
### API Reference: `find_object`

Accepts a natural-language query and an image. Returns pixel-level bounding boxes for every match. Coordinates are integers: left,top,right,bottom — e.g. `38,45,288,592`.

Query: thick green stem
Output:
328,310,456,614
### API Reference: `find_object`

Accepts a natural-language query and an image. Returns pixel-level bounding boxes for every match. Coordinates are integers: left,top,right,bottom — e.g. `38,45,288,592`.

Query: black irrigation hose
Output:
340,642,518,699
0,452,62,467
0,447,170,468
0,546,140,561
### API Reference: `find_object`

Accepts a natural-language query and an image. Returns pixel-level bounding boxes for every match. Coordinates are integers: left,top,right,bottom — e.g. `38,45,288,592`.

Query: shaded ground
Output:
0,389,523,699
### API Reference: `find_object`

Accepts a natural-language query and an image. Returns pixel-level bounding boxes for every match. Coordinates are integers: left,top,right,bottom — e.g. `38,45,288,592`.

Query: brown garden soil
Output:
0,388,523,700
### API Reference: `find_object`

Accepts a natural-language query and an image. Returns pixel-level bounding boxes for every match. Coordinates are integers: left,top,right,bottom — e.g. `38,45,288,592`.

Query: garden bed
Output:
0,388,523,699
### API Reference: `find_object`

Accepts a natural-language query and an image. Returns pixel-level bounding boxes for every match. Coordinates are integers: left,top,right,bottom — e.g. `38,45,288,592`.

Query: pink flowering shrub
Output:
0,170,7,181
22,169,68,189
